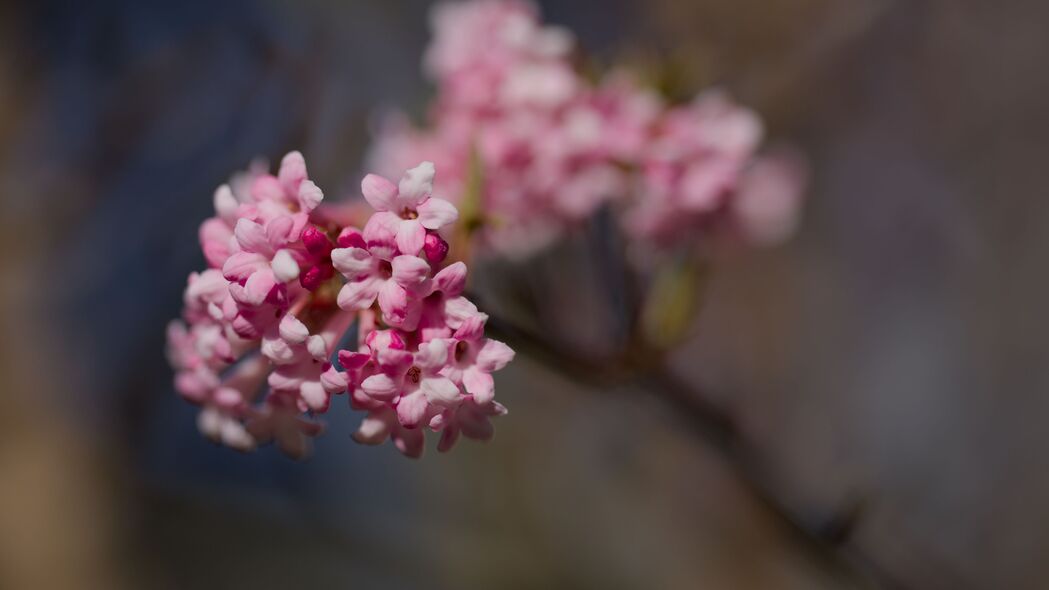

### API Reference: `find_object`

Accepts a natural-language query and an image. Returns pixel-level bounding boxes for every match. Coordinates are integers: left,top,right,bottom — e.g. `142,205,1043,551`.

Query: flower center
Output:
454,340,469,363
401,208,418,220
406,365,421,384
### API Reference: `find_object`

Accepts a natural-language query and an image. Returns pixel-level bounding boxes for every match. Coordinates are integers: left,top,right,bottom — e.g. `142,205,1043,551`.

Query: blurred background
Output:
2,0,1048,588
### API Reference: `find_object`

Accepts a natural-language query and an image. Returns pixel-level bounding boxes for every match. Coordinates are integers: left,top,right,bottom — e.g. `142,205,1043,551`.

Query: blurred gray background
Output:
1,1,1047,588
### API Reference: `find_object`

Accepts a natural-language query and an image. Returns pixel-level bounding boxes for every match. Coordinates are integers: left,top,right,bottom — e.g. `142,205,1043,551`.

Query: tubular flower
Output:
167,153,514,458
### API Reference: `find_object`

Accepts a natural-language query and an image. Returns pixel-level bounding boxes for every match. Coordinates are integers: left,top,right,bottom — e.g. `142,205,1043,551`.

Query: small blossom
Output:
360,162,458,255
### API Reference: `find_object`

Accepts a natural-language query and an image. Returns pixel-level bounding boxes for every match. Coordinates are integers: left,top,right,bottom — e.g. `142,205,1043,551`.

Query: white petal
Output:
330,247,375,278
361,173,398,212
361,373,400,401
278,314,309,344
297,179,323,213
271,249,300,283
397,161,435,208
391,254,431,287
421,377,461,406
395,218,425,255
416,197,458,230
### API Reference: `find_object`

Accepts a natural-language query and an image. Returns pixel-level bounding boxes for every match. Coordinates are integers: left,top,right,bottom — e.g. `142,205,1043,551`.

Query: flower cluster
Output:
368,0,806,255
168,154,514,458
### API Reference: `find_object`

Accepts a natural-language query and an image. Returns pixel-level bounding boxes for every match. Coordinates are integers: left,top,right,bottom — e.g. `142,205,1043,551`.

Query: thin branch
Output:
480,307,909,590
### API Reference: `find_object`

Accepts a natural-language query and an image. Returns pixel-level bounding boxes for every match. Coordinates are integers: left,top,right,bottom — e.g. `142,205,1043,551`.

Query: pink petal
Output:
391,254,431,288
363,212,401,260
416,197,459,230
251,174,283,202
200,218,234,268
377,280,409,324
476,338,515,372
185,269,229,302
443,296,480,330
222,251,269,282
413,339,448,371
300,381,330,412
396,161,435,209
392,428,424,458
330,247,376,278
396,390,429,427
278,151,307,193
432,261,467,297
297,180,324,213
338,351,371,370
361,373,401,401
307,335,328,360
421,376,460,406
453,314,486,341
239,268,277,306
268,370,304,391
353,413,392,445
395,218,425,256
234,218,273,255
376,348,413,372
266,215,296,246
320,366,348,392
278,314,309,344
337,277,381,310
261,334,295,364
361,173,398,212
462,367,494,404
213,184,238,223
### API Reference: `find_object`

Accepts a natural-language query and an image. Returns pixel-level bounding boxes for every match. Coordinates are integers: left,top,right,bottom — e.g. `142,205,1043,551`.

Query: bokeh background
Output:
2,1,1048,588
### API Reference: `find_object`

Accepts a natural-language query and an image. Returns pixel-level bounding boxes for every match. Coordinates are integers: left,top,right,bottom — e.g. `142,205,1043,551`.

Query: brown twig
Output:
480,306,908,590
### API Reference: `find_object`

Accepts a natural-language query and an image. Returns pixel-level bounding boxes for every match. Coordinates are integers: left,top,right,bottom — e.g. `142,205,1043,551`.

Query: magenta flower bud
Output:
337,226,366,249
302,225,333,258
423,232,449,264
299,265,324,291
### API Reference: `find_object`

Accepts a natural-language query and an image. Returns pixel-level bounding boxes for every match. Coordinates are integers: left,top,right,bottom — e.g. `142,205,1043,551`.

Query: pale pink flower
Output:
330,247,432,330
359,162,458,255
440,315,515,404
359,338,461,428
352,406,426,458
246,391,325,460
429,397,509,453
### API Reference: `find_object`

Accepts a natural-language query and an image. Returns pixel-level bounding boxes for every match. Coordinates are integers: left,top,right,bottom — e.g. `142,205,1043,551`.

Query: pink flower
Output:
359,161,458,255
416,261,479,341
429,397,509,453
359,339,461,428
440,315,515,404
246,391,325,460
263,313,351,413
352,406,426,458
330,247,432,330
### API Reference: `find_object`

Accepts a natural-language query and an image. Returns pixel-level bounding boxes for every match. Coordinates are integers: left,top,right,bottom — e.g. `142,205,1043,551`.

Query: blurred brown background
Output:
1,1,1047,588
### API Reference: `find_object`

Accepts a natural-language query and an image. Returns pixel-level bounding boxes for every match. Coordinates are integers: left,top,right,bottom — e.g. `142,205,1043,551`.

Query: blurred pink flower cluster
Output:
369,0,806,255
167,154,514,458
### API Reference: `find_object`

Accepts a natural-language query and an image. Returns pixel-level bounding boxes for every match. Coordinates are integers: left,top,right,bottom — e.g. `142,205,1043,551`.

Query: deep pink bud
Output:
423,232,449,264
302,225,334,258
337,227,366,249
300,265,323,291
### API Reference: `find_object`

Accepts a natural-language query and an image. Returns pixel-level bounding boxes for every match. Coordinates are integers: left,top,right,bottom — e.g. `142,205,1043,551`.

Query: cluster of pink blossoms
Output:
369,0,806,255
167,153,514,458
